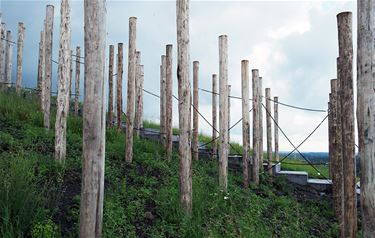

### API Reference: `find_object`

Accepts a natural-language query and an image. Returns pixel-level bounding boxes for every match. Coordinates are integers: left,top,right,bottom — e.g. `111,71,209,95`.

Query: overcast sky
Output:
1,0,357,152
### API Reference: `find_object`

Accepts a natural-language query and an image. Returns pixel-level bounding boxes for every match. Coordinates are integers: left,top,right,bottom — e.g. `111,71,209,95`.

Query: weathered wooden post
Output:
165,44,173,161
116,43,123,130
16,22,25,94
74,46,81,116
137,65,144,131
54,0,71,162
134,51,141,136
228,84,231,143
125,17,137,163
192,60,199,161
241,60,250,187
259,76,263,166
219,35,229,192
274,97,279,162
69,50,73,105
79,0,106,236
5,30,12,88
41,25,46,111
337,11,356,237
265,88,272,179
160,55,166,145
212,74,218,160
37,31,44,99
177,0,192,213
107,45,114,125
357,1,375,236
0,23,6,87
44,5,54,130
252,69,260,185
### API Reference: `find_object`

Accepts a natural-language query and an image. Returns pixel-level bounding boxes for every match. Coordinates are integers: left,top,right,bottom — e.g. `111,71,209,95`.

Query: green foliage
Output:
31,219,59,238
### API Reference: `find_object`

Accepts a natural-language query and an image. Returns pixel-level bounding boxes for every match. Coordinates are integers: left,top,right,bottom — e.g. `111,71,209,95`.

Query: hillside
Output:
0,92,339,237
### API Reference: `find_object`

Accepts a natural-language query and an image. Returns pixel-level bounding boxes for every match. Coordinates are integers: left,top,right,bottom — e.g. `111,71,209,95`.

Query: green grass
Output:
281,158,330,180
0,91,339,237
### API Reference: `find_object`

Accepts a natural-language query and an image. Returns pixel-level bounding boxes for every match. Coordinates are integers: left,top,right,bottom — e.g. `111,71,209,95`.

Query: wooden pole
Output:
192,60,199,161
74,46,81,116
160,55,166,146
165,44,173,161
41,23,46,111
125,17,137,163
134,51,141,136
228,84,231,143
241,60,250,188
357,1,375,236
16,22,25,94
337,12,356,237
265,88,272,179
259,76,263,167
0,23,5,88
69,50,73,106
177,0,192,213
79,0,106,236
219,35,229,192
137,65,144,130
5,30,12,88
252,69,260,185
116,43,123,131
37,31,44,100
212,74,218,160
107,45,114,125
274,97,279,162
54,0,71,162
44,5,54,130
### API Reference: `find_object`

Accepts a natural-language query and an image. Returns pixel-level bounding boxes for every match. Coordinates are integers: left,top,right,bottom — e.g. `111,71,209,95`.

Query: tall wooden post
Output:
125,17,137,163
79,0,106,236
228,84,231,143
177,0,192,213
160,55,166,145
357,1,375,236
54,0,71,162
337,12,356,237
44,5,54,130
212,74,218,160
252,69,260,185
37,31,44,99
219,35,229,192
5,31,12,88
134,51,141,136
259,76,263,166
41,24,46,111
241,60,250,187
137,65,144,130
265,88,272,179
116,43,123,130
0,23,6,87
274,97,279,162
16,22,25,94
69,50,73,106
192,60,199,161
74,46,81,116
165,44,173,161
107,45,114,125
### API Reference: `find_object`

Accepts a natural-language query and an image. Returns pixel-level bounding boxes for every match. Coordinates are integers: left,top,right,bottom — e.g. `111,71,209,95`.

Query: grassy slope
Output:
0,92,338,237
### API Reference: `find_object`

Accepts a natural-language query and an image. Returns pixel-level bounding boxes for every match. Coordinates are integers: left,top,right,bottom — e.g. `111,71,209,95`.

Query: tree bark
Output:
165,44,173,161
265,88,273,180
241,60,250,188
177,0,192,214
44,6,54,130
212,74,218,160
134,51,141,136
357,1,375,236
192,60,199,161
219,35,229,192
108,45,114,125
125,17,137,163
54,0,71,162
79,0,106,237
337,11,357,237
74,46,81,116
116,43,123,131
16,22,25,94
252,69,260,185
160,55,166,146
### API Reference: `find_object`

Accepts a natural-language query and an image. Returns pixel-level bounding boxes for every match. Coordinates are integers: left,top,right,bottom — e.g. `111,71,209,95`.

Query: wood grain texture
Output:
192,61,199,161
212,74,218,160
241,60,250,188
165,45,173,161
